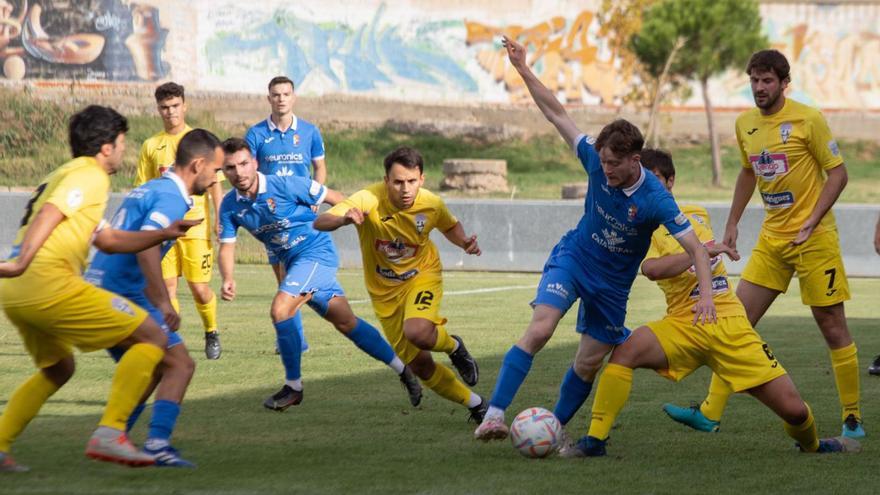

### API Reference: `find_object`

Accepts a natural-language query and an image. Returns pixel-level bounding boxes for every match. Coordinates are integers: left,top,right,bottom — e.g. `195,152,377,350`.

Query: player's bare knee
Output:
403,321,435,349
572,357,602,380
42,356,75,387
189,282,214,304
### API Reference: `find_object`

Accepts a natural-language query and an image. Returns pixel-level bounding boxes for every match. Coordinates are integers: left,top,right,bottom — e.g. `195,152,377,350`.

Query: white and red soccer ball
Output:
509,407,562,458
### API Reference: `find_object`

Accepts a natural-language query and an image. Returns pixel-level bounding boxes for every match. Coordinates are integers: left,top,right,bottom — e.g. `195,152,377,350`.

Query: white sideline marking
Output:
347,284,535,305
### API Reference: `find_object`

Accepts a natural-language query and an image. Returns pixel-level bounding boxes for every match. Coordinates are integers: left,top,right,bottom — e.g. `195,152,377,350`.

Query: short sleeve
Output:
326,189,376,218
218,197,238,243
142,193,188,231
734,123,752,169
655,194,692,239
433,198,458,232
134,141,153,186
287,177,327,206
806,111,844,171
245,126,259,158
574,134,601,174
311,128,325,161
46,167,108,218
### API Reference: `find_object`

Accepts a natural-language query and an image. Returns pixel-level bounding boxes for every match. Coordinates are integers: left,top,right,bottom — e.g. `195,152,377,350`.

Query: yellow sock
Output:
170,297,180,314
0,371,59,452
100,343,164,430
784,403,818,452
699,373,733,422
195,293,218,333
431,325,456,354
830,343,860,421
588,363,633,441
423,363,471,405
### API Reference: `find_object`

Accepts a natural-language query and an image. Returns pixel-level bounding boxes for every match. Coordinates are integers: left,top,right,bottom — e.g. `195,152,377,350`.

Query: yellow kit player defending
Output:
136,82,224,359
662,50,864,439
0,106,198,472
561,149,858,457
314,146,488,422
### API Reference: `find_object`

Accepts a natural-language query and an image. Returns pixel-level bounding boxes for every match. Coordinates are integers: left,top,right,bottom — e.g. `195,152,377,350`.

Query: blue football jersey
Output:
557,134,693,288
85,172,192,296
245,116,325,178
219,173,337,267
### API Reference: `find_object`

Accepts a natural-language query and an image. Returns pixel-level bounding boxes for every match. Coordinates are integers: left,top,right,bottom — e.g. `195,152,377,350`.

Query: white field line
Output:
347,284,536,305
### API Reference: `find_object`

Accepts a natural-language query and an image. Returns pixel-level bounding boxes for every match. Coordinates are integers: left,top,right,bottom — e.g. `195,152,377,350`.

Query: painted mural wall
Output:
0,0,877,109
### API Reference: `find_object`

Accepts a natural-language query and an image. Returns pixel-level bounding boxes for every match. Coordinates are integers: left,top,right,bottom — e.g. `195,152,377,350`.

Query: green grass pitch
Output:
1,267,877,494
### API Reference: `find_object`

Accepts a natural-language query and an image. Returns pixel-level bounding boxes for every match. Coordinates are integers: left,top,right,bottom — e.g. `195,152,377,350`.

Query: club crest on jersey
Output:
750,149,789,181
780,122,793,144
293,134,300,146
627,204,638,222
266,198,277,213
415,214,426,234
375,238,418,263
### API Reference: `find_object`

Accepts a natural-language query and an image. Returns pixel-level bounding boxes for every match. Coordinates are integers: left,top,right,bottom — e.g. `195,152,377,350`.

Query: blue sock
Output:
553,366,594,425
489,345,534,409
147,400,180,441
293,312,309,352
346,318,395,364
275,316,303,381
126,402,147,433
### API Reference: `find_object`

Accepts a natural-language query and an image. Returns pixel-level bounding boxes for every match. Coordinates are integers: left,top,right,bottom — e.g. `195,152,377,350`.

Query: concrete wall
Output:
1,0,879,110
2,193,877,277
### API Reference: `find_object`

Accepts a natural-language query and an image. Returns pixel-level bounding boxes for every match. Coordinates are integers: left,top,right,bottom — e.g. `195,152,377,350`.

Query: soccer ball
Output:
509,407,562,458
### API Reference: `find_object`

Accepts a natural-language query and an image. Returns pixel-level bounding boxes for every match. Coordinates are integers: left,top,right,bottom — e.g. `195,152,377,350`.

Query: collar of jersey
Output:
163,170,194,207
235,172,268,202
621,166,646,197
266,115,298,133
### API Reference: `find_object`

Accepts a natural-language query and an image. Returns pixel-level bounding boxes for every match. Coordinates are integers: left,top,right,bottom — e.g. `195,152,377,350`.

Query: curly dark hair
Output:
68,105,128,158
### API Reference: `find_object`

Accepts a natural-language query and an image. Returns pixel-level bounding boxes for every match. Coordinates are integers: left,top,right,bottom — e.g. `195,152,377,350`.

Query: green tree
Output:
632,0,767,186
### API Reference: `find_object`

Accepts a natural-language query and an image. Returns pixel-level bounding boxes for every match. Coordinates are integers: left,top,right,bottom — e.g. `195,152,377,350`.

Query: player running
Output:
473,36,715,442
314,146,487,423
136,82,224,360
0,106,197,472
662,50,865,439
86,130,225,467
559,149,859,457
246,75,326,350
218,138,421,411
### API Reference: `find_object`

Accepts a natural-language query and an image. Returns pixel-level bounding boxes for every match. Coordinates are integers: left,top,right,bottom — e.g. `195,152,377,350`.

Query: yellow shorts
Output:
741,229,850,307
2,280,147,368
161,238,214,283
371,274,446,365
647,315,787,393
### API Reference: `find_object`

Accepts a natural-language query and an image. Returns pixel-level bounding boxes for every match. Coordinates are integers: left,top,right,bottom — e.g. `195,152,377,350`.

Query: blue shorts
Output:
280,259,344,316
107,293,183,361
532,247,631,345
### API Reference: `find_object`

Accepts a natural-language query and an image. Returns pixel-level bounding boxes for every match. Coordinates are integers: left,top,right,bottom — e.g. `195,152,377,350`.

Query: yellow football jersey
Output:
135,125,213,240
735,98,843,239
643,205,745,319
0,157,110,306
326,183,458,298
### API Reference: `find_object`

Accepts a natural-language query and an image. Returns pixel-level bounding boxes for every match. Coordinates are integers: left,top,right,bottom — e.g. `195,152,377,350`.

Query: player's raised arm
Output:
675,230,717,324
442,221,481,256
93,218,201,254
314,207,365,231
503,35,581,149
642,242,739,281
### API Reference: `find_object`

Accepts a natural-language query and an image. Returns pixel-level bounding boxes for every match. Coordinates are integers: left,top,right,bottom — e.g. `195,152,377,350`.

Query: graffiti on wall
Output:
0,0,168,81
465,10,619,105
201,4,477,96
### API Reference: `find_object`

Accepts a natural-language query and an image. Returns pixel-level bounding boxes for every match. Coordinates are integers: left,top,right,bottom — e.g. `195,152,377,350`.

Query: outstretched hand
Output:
708,242,740,262
502,35,526,69
164,219,203,240
344,208,367,226
463,234,481,256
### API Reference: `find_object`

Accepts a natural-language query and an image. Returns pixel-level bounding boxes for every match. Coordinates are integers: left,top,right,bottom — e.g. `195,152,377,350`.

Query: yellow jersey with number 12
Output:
326,183,458,299
643,205,745,319
0,156,110,306
735,98,843,239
